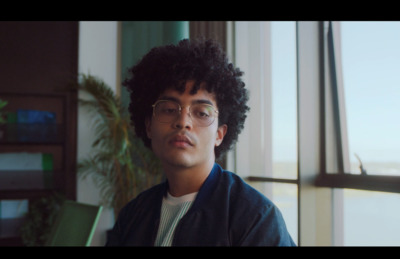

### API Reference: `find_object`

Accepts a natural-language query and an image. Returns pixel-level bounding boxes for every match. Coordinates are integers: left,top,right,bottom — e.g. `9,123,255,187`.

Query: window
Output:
271,22,297,181
340,21,400,246
315,21,400,246
344,189,400,245
341,21,400,176
316,21,400,193
231,21,400,246
230,21,298,244
269,21,298,242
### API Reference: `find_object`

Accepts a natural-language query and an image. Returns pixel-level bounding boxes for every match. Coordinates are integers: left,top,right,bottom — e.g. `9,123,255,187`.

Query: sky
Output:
340,22,400,164
271,22,297,163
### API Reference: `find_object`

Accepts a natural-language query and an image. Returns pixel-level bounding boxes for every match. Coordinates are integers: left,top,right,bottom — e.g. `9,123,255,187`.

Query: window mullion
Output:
327,21,345,174
297,21,333,246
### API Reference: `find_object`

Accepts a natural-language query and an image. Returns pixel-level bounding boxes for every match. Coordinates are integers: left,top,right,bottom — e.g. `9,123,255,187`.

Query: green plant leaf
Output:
75,74,163,218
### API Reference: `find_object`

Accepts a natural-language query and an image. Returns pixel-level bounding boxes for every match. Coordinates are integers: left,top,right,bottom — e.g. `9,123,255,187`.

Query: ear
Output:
215,124,227,147
145,117,152,139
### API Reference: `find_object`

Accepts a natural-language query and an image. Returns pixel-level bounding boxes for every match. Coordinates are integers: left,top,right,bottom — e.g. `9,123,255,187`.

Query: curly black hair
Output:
124,38,249,159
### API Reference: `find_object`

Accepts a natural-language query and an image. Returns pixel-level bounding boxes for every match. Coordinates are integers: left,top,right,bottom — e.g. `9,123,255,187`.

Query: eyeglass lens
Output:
153,100,216,126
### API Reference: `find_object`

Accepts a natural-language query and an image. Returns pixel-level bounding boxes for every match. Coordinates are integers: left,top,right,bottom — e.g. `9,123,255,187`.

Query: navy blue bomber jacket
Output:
106,163,296,246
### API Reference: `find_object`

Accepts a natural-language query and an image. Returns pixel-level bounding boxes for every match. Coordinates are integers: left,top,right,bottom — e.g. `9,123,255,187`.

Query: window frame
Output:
228,21,323,246
229,21,400,246
315,21,400,194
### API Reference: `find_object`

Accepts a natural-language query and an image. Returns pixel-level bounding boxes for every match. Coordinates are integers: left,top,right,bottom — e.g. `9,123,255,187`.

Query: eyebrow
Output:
158,96,214,106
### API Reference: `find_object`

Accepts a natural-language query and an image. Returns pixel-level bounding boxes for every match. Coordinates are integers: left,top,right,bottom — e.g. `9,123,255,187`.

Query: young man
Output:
106,39,295,246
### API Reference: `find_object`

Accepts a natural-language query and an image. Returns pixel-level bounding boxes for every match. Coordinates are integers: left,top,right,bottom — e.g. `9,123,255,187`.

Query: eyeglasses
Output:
152,100,219,127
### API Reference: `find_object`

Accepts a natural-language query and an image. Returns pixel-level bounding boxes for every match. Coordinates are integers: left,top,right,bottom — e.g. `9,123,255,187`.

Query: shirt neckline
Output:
164,191,198,206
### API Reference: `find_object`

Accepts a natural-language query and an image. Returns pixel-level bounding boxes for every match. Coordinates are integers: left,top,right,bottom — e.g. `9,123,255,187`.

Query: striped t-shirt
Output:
154,192,197,246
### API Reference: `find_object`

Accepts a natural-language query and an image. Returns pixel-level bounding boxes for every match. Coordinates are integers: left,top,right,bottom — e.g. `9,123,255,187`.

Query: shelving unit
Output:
0,21,78,246
0,92,77,245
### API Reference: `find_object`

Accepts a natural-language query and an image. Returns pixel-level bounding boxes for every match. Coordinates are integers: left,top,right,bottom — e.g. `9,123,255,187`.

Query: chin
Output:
164,156,194,168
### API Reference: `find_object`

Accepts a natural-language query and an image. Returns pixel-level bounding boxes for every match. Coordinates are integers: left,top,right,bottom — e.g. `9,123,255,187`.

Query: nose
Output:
173,106,192,129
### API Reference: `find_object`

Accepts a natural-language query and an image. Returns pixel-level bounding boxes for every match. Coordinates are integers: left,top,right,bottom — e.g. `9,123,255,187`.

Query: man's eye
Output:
193,106,212,119
197,111,210,118
161,108,177,114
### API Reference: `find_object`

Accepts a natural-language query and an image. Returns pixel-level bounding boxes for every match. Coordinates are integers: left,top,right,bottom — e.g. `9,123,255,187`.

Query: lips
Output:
169,134,194,147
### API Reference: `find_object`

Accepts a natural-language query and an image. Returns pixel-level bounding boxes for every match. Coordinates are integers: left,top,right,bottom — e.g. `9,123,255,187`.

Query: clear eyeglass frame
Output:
151,100,219,127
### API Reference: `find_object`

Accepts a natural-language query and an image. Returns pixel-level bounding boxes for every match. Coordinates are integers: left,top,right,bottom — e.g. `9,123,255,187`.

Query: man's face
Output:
145,80,227,170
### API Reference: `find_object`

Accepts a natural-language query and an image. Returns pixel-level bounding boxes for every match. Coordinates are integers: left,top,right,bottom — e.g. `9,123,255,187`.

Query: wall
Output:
77,21,119,246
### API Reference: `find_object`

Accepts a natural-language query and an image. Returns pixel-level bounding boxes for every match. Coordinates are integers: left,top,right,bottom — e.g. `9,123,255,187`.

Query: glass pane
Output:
252,182,298,244
271,21,298,179
341,21,400,175
344,189,400,246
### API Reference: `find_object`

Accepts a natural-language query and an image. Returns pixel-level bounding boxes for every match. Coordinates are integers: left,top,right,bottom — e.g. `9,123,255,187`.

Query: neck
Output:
163,161,214,197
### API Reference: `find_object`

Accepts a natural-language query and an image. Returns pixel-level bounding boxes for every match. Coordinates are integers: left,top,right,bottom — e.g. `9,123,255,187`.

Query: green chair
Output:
45,200,103,246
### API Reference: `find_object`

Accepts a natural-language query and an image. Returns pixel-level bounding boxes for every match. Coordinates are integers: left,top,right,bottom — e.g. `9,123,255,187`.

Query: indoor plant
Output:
20,192,65,246
77,74,163,219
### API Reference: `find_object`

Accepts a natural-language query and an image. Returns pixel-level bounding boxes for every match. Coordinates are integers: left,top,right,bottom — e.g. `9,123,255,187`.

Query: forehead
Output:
159,81,217,107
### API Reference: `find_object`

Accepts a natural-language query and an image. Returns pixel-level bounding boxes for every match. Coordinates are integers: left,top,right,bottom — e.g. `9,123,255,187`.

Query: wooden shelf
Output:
0,189,55,200
0,170,54,191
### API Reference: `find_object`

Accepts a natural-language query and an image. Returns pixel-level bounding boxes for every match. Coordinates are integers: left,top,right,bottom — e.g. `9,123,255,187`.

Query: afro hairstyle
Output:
124,38,250,159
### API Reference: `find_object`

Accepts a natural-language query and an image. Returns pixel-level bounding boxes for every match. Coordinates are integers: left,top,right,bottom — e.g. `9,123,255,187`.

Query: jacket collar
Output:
161,163,222,212
186,163,222,214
